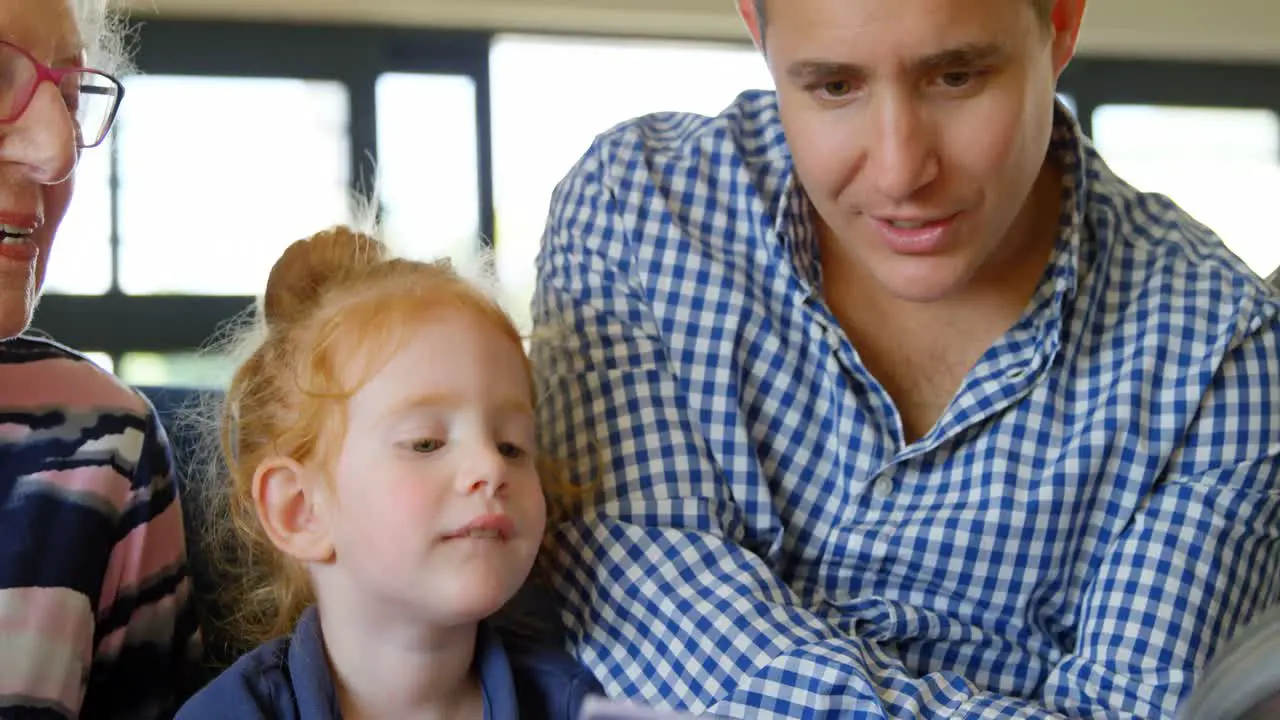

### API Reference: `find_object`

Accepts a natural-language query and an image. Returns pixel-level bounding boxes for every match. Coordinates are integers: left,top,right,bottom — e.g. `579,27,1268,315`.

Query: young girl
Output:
176,226,601,719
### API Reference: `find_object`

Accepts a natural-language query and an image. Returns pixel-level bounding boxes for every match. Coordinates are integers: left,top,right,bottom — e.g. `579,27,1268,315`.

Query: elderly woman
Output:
0,0,201,718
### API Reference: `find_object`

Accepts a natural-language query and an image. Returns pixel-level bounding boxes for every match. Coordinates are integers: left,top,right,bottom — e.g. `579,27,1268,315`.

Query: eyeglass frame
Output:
0,39,125,150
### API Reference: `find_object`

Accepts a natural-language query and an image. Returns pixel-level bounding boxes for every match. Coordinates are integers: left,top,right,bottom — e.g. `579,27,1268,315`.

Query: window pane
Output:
116,76,352,295
82,351,114,375
1092,105,1280,277
42,131,113,294
490,35,773,329
1057,93,1077,117
118,352,234,390
375,73,479,266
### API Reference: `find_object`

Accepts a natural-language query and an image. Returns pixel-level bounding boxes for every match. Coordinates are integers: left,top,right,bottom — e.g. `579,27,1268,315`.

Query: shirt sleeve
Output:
82,399,204,719
530,138,1280,719
1034,322,1280,717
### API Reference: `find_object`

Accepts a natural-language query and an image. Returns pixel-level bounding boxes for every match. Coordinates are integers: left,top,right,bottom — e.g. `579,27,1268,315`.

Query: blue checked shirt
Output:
530,90,1280,718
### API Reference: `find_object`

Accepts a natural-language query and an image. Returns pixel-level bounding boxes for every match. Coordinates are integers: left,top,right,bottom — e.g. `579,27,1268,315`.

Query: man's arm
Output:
532,138,1280,718
83,403,203,719
531,141,898,716
1032,327,1280,717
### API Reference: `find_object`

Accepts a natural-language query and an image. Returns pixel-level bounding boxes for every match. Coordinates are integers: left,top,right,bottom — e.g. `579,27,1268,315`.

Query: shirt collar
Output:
476,621,520,720
1045,97,1090,313
286,609,519,720
288,606,342,718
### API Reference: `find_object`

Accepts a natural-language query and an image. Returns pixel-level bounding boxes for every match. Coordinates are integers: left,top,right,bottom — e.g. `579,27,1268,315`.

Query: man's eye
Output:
940,71,973,88
821,80,853,98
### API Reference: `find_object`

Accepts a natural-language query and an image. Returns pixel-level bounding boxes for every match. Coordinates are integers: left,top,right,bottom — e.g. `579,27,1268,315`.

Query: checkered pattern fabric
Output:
530,90,1280,718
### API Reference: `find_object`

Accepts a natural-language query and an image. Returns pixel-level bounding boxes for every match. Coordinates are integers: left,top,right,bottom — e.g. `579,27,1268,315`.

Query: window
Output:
43,134,114,294
489,34,773,328
1057,93,1077,117
117,352,236,390
115,75,353,295
1091,104,1280,277
375,73,481,266
82,352,114,375
28,21,496,368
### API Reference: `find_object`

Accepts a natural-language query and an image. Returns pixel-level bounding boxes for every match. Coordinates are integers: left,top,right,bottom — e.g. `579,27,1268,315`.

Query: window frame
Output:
1060,56,1280,141
33,20,494,361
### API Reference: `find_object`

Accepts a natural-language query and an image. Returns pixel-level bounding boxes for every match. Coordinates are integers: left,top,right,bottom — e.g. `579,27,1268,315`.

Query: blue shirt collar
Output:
287,607,520,720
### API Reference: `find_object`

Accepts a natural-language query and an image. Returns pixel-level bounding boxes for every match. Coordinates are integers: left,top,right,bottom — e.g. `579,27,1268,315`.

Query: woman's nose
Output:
0,81,79,185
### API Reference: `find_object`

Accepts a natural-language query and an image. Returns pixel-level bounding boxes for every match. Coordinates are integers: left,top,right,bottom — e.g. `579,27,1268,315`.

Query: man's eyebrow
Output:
785,60,867,84
785,42,1008,83
912,42,1008,73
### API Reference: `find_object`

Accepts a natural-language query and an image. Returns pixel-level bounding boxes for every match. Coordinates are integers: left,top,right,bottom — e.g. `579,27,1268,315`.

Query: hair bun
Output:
262,226,388,329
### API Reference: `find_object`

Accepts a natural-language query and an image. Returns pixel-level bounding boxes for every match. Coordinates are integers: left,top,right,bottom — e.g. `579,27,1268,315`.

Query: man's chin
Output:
869,259,972,305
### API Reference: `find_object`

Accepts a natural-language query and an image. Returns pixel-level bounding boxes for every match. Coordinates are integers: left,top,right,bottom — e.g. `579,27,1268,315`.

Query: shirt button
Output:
873,476,895,500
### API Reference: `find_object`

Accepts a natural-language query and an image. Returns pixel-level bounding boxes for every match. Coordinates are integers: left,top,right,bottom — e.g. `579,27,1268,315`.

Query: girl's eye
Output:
413,439,445,453
498,442,525,460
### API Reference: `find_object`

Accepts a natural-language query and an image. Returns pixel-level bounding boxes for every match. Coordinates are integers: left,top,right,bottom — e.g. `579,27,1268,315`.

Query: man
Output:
530,0,1280,717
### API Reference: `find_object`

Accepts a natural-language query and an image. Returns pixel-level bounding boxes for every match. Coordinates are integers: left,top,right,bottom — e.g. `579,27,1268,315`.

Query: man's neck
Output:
817,161,1065,441
316,597,484,720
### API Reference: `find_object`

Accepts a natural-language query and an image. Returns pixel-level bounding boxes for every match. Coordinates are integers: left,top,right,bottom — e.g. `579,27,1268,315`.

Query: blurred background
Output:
35,0,1280,388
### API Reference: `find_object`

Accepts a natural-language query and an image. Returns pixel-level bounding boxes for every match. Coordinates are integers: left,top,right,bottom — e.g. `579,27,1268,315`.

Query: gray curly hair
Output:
73,0,133,75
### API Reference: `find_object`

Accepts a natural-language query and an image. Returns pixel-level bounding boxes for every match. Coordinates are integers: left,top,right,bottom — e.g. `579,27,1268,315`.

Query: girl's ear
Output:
252,456,335,563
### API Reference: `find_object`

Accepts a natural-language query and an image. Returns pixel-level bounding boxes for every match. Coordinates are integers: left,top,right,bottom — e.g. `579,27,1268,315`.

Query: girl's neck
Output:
316,600,485,720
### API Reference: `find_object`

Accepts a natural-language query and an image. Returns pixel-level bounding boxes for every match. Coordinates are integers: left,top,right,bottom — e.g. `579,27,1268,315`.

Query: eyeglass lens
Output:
0,43,119,148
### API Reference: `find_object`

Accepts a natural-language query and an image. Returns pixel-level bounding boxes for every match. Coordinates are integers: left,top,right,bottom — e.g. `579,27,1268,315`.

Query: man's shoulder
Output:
541,88,790,272
503,633,604,719
560,88,785,191
1084,158,1279,333
591,87,779,150
175,637,296,719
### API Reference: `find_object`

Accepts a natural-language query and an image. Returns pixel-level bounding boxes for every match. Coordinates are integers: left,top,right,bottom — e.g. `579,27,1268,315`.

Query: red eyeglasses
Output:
0,39,125,149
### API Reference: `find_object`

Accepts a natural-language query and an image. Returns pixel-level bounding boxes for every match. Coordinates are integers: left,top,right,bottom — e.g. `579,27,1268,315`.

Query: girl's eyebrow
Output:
390,393,534,418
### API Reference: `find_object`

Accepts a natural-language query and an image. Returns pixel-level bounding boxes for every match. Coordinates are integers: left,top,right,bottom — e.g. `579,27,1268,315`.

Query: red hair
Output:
209,226,536,647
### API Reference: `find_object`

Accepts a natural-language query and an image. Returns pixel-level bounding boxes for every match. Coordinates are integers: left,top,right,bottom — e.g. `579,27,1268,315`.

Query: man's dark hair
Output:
753,0,1054,45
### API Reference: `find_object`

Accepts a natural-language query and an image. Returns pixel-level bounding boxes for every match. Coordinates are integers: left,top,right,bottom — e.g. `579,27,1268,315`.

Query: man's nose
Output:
866,95,939,202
